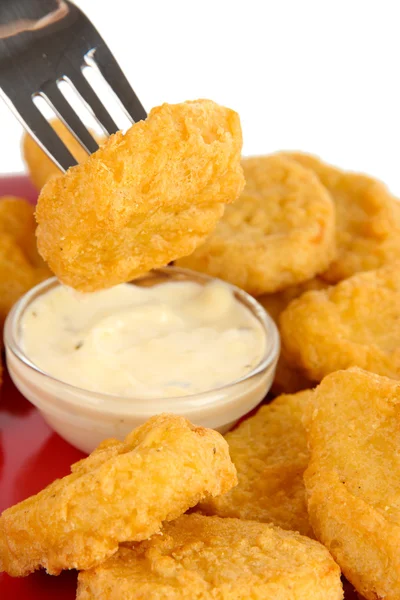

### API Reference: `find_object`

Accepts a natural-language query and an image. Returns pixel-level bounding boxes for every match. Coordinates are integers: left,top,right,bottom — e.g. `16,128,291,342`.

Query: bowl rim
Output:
4,266,280,404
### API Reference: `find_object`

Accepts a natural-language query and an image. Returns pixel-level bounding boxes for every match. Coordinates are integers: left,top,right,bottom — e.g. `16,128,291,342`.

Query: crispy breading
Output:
199,391,313,537
77,514,343,600
0,414,237,576
22,119,99,189
280,262,400,381
35,100,244,292
177,154,336,295
284,152,400,283
0,197,51,329
258,278,327,394
303,368,400,600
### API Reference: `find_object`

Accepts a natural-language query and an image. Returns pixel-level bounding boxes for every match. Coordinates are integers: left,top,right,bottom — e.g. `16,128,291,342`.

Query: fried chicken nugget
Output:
280,262,400,382
0,414,237,576
0,236,43,329
77,514,343,600
177,154,336,295
199,391,313,537
22,120,101,189
284,152,400,283
0,197,51,329
0,196,46,267
259,278,327,394
303,368,400,600
35,100,244,292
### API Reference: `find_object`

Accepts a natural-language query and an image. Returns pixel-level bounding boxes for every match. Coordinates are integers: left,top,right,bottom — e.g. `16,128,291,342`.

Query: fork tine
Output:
0,91,77,172
64,69,119,136
87,46,147,123
40,82,99,155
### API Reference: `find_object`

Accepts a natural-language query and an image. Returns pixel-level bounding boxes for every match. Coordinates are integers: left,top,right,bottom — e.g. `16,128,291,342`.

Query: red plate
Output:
0,176,360,600
0,176,83,598
0,354,84,598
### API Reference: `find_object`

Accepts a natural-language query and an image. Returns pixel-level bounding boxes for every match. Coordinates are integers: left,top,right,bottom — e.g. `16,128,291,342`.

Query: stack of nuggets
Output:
0,415,237,576
0,414,343,599
12,102,400,598
173,149,400,597
3,101,347,598
197,367,400,600
176,150,400,394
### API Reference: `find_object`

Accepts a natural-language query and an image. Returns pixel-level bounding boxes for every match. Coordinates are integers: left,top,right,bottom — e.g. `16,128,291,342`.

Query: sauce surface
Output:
20,281,266,398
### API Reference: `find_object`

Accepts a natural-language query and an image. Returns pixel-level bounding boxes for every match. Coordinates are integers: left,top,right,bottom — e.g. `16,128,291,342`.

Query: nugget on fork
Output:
36,100,245,292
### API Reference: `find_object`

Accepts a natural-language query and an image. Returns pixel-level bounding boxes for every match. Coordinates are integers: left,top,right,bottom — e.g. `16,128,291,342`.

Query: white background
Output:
1,0,400,195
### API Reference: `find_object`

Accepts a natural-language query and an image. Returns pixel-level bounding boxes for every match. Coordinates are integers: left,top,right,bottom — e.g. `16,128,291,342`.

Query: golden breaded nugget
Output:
77,514,343,600
259,278,327,394
0,196,46,267
0,414,236,576
177,154,336,295
199,391,313,537
36,100,244,292
0,197,50,329
284,152,400,283
22,120,99,189
0,236,50,330
280,262,400,381
303,368,400,600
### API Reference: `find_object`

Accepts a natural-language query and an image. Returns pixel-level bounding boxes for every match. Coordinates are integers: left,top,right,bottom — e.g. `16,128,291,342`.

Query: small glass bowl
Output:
4,267,280,454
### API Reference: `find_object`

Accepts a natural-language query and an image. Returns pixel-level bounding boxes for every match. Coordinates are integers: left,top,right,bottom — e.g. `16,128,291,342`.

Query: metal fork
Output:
0,0,147,172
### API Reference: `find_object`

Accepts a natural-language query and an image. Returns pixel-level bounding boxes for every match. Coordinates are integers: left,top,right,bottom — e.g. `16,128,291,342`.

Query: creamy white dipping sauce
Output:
20,280,266,398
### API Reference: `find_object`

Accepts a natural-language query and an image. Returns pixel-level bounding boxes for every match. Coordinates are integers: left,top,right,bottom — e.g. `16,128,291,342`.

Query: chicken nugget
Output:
35,100,244,292
199,391,313,537
303,368,400,600
22,119,100,189
284,152,400,283
0,235,49,330
280,262,400,381
77,514,343,600
0,414,237,576
177,154,336,295
0,195,46,267
259,278,327,394
0,197,51,329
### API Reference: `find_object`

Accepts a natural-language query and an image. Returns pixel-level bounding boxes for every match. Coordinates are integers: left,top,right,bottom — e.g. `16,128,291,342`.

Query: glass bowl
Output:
4,267,280,453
